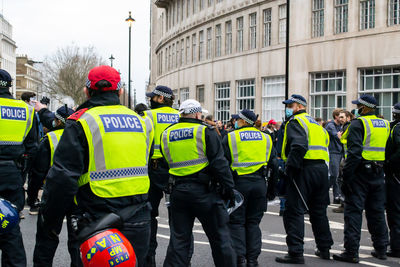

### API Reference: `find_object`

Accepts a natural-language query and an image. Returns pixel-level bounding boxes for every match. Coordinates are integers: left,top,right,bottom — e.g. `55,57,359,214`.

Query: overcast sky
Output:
3,0,150,103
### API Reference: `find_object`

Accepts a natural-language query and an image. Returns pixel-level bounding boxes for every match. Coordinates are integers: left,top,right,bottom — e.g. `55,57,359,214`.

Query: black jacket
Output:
41,92,153,233
342,112,375,181
38,108,56,130
0,89,38,161
386,120,400,173
164,117,234,190
283,110,308,170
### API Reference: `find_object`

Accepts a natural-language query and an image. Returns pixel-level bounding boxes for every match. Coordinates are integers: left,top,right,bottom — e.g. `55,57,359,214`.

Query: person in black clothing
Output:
33,101,56,130
39,66,153,267
275,94,333,264
334,95,389,263
162,100,236,267
222,109,278,267
0,69,38,267
384,103,400,258
217,120,228,139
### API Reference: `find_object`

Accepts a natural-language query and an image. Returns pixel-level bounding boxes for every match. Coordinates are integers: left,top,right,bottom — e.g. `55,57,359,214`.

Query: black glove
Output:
221,187,236,208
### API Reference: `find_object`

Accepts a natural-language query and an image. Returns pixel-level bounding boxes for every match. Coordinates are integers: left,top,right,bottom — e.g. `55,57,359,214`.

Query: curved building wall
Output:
149,0,400,122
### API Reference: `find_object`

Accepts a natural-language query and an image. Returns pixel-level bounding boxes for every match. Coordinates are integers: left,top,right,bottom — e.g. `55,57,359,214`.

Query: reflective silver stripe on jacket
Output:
229,131,239,164
145,111,154,124
263,133,272,163
359,117,388,153
232,161,266,168
162,125,207,168
22,105,34,140
90,167,148,181
296,116,328,153
48,131,60,151
144,118,153,163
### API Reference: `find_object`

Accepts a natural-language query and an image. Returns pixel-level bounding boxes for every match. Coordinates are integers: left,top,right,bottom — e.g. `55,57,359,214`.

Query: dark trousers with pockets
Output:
229,175,266,261
283,161,333,256
344,166,388,254
164,183,236,267
0,162,27,267
386,175,400,252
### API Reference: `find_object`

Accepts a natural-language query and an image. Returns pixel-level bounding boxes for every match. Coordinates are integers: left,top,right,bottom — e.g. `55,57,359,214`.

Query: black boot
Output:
247,259,259,267
237,257,246,267
275,254,305,264
315,249,330,260
333,251,359,263
371,250,387,260
387,249,400,258
145,255,156,267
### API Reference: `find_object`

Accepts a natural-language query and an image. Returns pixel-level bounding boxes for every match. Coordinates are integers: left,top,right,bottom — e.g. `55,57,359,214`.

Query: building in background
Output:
148,0,400,122
16,55,43,100
0,14,17,96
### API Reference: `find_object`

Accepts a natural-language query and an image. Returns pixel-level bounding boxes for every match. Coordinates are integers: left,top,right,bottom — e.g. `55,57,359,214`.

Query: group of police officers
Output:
0,65,399,267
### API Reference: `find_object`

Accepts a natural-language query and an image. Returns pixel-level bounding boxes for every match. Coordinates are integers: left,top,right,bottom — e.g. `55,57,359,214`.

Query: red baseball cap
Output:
268,119,277,125
86,65,121,91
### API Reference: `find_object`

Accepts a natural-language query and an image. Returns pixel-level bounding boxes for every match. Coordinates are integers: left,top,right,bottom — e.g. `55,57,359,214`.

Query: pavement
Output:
15,194,400,267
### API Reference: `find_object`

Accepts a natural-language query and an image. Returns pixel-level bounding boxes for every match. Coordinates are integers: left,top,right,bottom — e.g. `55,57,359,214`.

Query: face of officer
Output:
287,102,304,114
356,104,373,115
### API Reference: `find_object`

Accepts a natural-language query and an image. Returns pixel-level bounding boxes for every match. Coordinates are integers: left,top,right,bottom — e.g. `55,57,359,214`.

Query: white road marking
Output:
269,233,313,242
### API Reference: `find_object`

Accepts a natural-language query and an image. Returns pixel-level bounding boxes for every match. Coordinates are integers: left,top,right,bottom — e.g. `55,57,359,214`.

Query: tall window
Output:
262,77,285,121
310,71,347,120
312,0,324,37
263,9,272,47
199,30,204,61
215,82,231,122
237,80,255,112
182,0,185,21
176,42,179,68
177,0,180,23
196,85,205,103
193,0,198,13
389,0,400,26
168,46,172,71
225,21,232,55
165,48,168,71
208,0,213,7
187,0,191,17
172,43,175,69
249,13,257,50
237,17,244,52
200,0,205,10
215,24,222,57
180,88,190,102
207,27,213,59
181,39,185,66
186,36,190,64
360,67,400,120
335,0,348,34
192,34,197,63
360,0,375,30
279,4,287,44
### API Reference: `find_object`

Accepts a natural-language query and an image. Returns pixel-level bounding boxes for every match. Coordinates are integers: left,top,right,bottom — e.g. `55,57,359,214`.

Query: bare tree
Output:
42,45,105,105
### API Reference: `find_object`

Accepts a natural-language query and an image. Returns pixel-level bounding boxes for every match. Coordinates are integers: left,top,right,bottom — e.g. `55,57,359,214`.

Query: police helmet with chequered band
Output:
146,85,174,99
55,105,75,124
0,69,12,89
393,103,400,114
0,198,19,233
282,94,307,106
238,109,258,125
179,99,202,114
351,95,378,109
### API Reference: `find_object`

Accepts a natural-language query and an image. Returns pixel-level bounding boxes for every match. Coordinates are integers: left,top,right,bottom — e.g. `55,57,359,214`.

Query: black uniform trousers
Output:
283,161,333,256
147,159,169,257
164,182,236,267
229,175,267,261
386,175,400,252
33,211,81,267
0,161,26,267
344,166,388,254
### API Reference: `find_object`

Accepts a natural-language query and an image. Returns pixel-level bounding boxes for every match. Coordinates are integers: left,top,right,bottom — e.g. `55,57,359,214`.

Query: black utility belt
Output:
303,159,325,165
171,175,211,186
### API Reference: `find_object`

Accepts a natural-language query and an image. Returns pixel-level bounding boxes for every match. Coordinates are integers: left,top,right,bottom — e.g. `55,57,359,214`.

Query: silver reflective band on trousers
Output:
162,125,208,168
358,117,388,152
229,131,272,168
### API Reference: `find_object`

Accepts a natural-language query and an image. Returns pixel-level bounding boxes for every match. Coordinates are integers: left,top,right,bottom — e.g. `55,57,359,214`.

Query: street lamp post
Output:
126,11,135,109
109,54,115,67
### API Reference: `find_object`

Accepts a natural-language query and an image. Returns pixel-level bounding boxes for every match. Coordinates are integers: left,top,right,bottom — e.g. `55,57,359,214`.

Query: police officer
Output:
223,109,278,267
334,95,390,263
30,105,80,267
275,94,333,264
0,69,37,266
383,103,400,258
39,66,154,267
144,86,180,266
161,100,236,267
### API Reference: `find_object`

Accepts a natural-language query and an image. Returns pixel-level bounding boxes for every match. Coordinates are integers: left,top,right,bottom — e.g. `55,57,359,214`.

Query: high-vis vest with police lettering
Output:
145,107,179,159
358,115,390,161
282,112,330,162
0,98,34,145
228,127,273,175
77,105,154,198
47,129,63,166
161,122,208,176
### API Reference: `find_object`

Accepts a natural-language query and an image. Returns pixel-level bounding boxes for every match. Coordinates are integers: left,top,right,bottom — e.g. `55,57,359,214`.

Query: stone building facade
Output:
16,55,42,100
149,0,400,122
0,14,17,97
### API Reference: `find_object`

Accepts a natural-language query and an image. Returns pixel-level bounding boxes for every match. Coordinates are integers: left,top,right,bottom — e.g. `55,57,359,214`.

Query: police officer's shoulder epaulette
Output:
68,108,89,121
